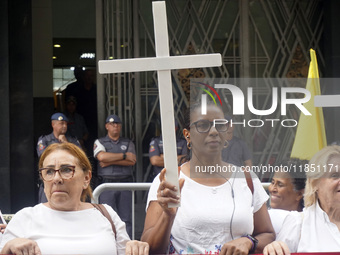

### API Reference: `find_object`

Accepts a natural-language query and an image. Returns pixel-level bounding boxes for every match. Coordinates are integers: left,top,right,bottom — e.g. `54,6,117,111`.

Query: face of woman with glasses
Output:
41,149,91,211
189,104,228,156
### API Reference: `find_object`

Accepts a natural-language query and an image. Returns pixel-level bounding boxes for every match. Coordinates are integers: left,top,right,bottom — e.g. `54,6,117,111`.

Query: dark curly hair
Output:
274,157,308,209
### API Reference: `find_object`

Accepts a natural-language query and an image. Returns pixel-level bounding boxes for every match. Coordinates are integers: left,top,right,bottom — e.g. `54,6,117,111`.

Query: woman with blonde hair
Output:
264,145,340,254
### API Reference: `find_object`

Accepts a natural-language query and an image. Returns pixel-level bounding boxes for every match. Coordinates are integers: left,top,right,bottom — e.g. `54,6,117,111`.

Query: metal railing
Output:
91,182,271,239
92,183,152,239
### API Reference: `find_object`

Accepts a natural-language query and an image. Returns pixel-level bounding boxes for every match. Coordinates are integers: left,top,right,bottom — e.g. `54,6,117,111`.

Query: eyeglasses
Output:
39,165,76,182
190,120,228,133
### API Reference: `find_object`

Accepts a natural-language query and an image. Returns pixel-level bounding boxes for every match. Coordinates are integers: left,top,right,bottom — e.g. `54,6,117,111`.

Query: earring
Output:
223,140,229,148
187,141,192,150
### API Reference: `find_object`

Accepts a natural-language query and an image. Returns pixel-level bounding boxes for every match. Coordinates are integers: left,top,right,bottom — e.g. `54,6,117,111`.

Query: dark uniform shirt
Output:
94,135,136,179
36,133,81,157
149,136,187,175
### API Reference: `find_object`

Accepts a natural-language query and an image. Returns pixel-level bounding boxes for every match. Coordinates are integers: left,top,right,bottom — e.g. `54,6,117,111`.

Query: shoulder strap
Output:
92,203,117,237
244,170,254,194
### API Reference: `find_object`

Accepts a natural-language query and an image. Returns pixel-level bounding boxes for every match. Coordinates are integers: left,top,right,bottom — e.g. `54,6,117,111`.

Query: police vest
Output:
97,136,133,178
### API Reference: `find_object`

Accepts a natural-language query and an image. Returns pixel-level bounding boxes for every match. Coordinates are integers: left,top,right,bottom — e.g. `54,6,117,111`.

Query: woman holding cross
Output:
141,102,275,255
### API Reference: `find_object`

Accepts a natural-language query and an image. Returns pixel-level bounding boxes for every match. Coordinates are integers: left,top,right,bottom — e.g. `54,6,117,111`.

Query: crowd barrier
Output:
92,183,151,239
91,182,271,239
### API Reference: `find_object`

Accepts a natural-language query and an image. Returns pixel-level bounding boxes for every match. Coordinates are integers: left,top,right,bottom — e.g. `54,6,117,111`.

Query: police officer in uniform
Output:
94,114,136,238
37,113,81,157
148,120,187,177
36,113,81,202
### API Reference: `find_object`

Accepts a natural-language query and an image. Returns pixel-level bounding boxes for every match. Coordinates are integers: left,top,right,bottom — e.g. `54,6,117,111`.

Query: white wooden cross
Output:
98,1,222,207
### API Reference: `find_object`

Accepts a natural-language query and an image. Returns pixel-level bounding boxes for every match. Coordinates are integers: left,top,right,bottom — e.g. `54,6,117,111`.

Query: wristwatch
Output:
242,234,258,253
123,153,127,160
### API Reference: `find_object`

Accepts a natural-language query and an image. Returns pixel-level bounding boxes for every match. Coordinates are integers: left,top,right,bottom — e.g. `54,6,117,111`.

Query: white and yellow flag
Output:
290,49,327,160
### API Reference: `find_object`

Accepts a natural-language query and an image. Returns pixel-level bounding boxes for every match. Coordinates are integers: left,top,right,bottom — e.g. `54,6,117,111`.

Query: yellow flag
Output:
290,49,327,160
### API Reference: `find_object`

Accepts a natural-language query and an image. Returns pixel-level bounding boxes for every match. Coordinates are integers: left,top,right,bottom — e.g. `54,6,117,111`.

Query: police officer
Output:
94,114,136,238
36,112,81,202
37,113,81,157
149,120,187,177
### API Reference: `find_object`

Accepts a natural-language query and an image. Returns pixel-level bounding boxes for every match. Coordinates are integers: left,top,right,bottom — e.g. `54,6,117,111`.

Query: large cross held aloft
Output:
98,1,222,207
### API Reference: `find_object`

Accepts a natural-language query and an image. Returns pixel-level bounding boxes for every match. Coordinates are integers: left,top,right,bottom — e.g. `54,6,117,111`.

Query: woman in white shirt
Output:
264,145,340,254
141,102,275,255
0,142,148,255
268,158,307,235
268,158,307,212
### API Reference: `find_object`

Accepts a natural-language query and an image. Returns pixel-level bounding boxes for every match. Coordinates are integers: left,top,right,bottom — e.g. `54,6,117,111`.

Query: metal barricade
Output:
92,183,151,239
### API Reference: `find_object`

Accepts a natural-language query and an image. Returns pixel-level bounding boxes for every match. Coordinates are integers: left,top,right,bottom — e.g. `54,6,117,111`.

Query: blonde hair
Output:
304,145,340,207
39,143,93,202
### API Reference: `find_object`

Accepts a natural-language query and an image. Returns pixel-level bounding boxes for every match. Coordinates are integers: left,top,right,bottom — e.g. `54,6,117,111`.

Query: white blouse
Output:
277,201,340,252
268,208,290,235
0,203,130,255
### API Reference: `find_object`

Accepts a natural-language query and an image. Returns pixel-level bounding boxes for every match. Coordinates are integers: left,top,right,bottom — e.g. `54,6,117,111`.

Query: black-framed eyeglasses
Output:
190,120,228,133
39,165,76,182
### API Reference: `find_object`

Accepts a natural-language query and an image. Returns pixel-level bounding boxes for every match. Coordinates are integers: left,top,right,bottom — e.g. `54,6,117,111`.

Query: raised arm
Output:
141,169,184,254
